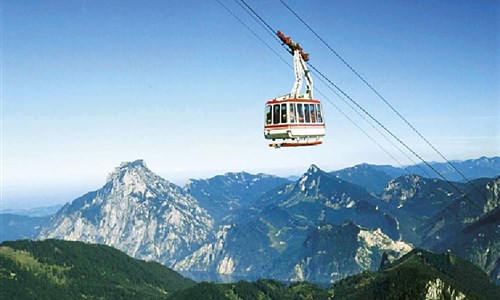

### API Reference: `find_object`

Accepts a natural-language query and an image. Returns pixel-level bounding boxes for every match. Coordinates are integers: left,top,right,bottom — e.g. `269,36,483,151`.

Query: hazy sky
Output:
2,0,499,208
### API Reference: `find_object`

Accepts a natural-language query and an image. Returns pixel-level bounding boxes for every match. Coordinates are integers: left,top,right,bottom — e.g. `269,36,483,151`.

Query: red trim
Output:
265,123,325,129
266,98,321,105
269,140,322,148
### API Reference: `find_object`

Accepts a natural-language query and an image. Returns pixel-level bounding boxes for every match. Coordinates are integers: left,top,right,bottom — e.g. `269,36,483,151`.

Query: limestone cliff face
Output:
425,278,466,300
286,222,411,283
38,160,214,266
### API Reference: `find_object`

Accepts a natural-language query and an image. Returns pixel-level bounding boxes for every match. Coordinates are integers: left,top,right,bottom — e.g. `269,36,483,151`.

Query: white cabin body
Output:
264,97,326,147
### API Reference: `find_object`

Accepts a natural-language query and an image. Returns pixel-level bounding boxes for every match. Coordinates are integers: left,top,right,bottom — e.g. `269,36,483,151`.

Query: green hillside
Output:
0,239,194,299
167,279,331,300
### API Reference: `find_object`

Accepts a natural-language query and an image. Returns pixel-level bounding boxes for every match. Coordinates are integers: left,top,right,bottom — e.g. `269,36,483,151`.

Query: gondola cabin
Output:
264,98,325,147
264,31,326,148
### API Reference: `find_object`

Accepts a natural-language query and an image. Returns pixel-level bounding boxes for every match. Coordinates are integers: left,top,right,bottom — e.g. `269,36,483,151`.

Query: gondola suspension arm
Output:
278,30,313,99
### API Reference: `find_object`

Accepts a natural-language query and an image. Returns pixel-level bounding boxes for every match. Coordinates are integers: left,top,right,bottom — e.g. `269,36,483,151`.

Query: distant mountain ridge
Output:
184,172,289,224
331,164,394,194
331,156,500,194
0,204,63,217
407,156,500,181
18,156,500,285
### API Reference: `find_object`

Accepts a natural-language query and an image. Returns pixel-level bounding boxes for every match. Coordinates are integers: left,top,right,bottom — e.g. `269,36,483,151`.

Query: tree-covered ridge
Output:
331,248,500,300
0,239,194,299
167,279,331,300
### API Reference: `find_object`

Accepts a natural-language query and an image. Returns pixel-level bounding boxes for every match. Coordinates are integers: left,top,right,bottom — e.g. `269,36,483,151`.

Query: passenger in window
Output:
297,104,304,123
316,104,323,123
273,105,280,124
310,104,316,123
281,104,287,123
266,105,272,124
290,104,296,123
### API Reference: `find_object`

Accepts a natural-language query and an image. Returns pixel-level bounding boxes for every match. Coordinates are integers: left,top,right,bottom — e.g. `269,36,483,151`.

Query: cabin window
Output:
297,103,304,123
281,104,287,124
273,104,280,124
289,103,296,123
310,104,316,123
266,105,272,124
304,103,311,123
316,104,323,123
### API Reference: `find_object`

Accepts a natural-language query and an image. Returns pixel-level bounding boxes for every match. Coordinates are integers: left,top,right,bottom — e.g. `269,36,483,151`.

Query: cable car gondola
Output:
264,31,326,148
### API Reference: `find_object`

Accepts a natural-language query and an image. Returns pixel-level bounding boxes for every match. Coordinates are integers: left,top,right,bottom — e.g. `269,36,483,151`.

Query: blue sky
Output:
2,0,499,208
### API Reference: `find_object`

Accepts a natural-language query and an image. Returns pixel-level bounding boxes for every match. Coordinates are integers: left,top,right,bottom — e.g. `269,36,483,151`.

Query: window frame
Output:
304,103,311,123
281,103,287,124
297,103,305,123
273,104,280,124
289,103,296,123
316,104,323,123
266,105,272,125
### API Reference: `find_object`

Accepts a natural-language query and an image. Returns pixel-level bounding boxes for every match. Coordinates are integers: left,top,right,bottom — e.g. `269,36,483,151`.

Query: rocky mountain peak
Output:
104,159,178,198
382,174,426,201
307,164,321,174
107,159,150,182
121,159,147,168
295,164,328,195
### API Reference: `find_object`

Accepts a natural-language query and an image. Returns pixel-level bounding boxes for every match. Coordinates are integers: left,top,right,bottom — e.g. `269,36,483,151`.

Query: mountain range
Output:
3,156,499,287
331,156,500,194
0,204,63,217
